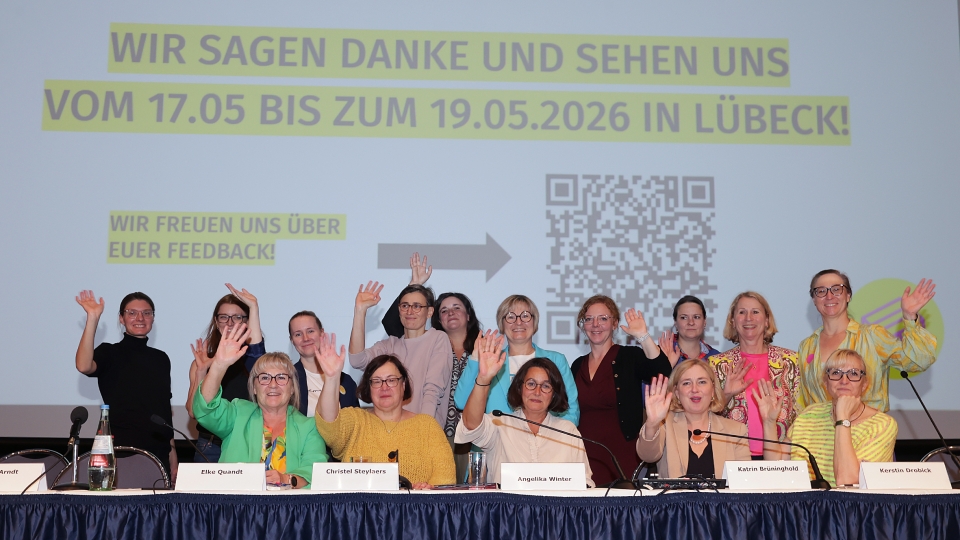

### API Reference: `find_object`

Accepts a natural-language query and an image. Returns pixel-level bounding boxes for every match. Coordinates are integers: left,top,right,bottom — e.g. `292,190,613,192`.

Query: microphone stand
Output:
492,410,635,490
693,429,831,490
152,415,211,464
899,371,960,489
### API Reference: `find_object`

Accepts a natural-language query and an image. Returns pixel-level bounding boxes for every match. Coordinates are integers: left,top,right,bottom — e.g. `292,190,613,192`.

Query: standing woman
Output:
75,290,177,478
349,281,452,428
285,310,359,415
797,270,937,412
185,284,266,463
658,295,721,364
709,292,800,459
570,295,673,485
381,254,480,479
455,295,580,425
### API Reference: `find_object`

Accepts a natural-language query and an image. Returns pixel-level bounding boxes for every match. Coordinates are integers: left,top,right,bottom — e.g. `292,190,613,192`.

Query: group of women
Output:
74,257,938,489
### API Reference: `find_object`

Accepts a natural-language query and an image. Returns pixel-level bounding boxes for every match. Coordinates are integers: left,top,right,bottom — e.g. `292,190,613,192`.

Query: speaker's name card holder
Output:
859,462,952,490
0,464,47,492
312,463,399,491
500,463,586,491
722,460,811,490
176,463,266,491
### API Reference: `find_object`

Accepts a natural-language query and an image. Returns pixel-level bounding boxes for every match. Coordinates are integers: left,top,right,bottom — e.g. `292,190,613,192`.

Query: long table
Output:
2,489,959,539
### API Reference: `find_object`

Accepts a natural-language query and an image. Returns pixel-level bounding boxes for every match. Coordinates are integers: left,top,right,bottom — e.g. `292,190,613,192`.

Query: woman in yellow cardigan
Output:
314,332,455,488
193,324,328,489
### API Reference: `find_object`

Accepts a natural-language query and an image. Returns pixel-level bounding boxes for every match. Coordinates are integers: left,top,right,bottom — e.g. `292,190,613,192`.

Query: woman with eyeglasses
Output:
316,334,455,488
75,290,177,480
781,349,897,487
193,324,328,488
380,254,481,481
349,280,452,428
797,269,938,413
570,295,674,485
456,333,594,486
185,284,266,463
454,294,580,425
708,292,799,459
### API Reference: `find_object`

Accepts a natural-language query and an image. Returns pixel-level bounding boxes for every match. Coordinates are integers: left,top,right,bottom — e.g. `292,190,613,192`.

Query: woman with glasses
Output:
75,290,177,479
456,333,594,486
185,284,266,463
349,281,452,428
782,349,896,487
709,292,799,459
380,254,481,481
316,334,455,488
193,324,328,488
454,294,580,425
570,295,673,485
797,269,938,413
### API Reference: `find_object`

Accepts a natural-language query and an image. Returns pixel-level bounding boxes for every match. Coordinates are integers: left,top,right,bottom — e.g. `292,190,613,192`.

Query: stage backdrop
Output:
2,1,959,438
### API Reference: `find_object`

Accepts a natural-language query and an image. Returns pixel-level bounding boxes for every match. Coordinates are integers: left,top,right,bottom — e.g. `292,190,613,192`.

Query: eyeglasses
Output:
811,284,847,298
257,373,291,386
504,311,533,324
826,368,865,382
369,376,404,388
123,309,154,319
582,315,612,326
399,303,428,313
217,314,249,324
523,379,553,393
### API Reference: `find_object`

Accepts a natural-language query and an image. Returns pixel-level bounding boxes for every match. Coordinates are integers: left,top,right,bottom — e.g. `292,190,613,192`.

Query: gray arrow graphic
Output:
377,234,511,282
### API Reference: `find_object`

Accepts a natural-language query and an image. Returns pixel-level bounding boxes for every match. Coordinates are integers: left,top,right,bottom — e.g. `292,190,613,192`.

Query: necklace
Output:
377,412,402,434
850,403,866,424
689,417,711,445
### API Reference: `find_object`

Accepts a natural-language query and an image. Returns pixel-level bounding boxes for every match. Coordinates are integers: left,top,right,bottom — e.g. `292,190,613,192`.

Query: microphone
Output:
387,449,412,489
65,406,89,453
899,371,960,487
151,414,211,463
492,409,633,489
692,429,831,490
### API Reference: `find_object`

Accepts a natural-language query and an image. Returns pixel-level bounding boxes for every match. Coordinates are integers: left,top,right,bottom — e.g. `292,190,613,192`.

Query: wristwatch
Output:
834,419,851,428
290,475,298,487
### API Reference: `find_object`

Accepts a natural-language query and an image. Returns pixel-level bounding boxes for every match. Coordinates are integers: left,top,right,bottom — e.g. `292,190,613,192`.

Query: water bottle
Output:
88,405,116,491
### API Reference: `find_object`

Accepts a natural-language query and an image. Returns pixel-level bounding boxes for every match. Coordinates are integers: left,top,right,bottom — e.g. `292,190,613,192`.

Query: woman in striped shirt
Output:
782,349,897,487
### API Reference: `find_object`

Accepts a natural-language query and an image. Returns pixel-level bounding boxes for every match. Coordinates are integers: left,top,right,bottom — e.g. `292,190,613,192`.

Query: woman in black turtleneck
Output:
75,290,176,479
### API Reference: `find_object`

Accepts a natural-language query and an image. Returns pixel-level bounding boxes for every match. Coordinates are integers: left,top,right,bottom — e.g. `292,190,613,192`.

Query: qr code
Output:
544,174,718,345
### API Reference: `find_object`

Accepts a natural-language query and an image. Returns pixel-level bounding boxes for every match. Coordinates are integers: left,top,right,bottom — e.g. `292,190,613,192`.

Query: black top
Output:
381,293,405,338
571,345,673,440
89,333,173,472
685,433,715,478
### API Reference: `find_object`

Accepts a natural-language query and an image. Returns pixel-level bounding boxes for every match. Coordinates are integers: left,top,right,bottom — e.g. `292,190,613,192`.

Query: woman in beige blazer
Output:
636,359,781,478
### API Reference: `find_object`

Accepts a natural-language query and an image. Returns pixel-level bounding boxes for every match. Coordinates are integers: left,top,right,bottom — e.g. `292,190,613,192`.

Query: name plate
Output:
176,463,266,492
859,462,952,490
311,463,399,491
722,460,811,490
0,464,47,492
499,463,586,491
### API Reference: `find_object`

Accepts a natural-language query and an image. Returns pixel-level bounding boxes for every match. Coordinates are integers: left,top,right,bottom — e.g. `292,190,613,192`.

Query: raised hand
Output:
76,290,105,318
751,379,782,424
644,374,673,425
213,323,250,366
620,308,650,339
901,278,936,321
408,252,433,286
658,331,681,365
314,332,346,378
190,338,214,375
475,331,506,384
722,360,754,401
225,283,259,309
355,281,384,310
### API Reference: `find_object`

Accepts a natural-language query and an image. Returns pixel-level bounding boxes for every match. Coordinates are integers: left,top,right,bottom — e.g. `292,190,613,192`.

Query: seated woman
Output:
456,333,594,487
193,324,328,489
784,349,897,487
636,359,757,478
315,333,455,489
